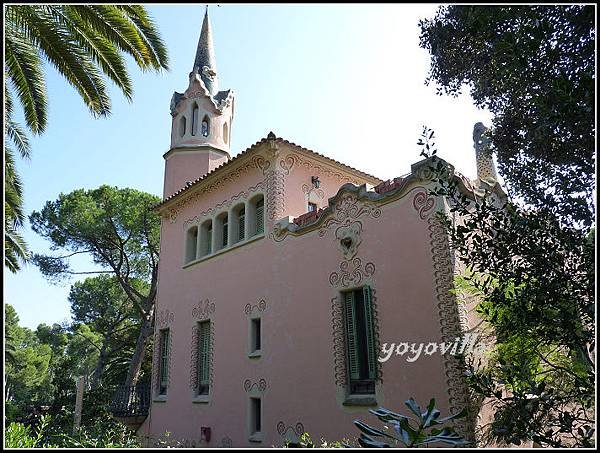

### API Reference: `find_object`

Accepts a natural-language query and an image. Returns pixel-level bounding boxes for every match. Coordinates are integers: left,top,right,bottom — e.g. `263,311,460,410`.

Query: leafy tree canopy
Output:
419,5,595,226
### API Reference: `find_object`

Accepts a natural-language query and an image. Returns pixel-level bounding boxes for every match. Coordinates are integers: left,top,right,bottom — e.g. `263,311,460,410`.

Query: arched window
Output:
230,204,245,244
191,104,199,136
201,115,210,137
185,226,198,263
223,122,229,144
179,116,186,137
214,213,228,251
199,220,213,257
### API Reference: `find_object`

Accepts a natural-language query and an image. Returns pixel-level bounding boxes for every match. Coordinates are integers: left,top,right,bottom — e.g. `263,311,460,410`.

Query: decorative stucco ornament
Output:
202,65,217,81
335,221,362,259
473,122,498,186
170,92,184,116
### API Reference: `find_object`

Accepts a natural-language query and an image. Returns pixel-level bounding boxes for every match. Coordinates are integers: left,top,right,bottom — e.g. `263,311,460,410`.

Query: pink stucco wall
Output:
141,143,465,447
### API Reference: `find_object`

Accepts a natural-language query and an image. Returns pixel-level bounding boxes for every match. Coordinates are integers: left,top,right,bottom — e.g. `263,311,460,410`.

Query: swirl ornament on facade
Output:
319,193,381,237
329,257,375,288
301,183,324,200
252,155,271,175
412,190,436,220
331,296,347,387
279,154,297,175
156,309,174,328
428,216,475,442
244,299,267,316
191,298,216,320
243,378,267,393
277,421,305,438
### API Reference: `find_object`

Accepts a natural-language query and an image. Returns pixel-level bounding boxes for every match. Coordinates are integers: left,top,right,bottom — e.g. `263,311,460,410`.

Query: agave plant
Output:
354,397,470,447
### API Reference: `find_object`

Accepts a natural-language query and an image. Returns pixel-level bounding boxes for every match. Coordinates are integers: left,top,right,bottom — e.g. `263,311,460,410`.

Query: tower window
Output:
202,115,210,137
223,122,229,144
308,202,317,212
192,104,199,136
180,116,186,137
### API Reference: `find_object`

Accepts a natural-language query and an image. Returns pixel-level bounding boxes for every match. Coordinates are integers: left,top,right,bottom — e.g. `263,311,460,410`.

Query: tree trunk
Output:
90,341,109,390
124,311,154,387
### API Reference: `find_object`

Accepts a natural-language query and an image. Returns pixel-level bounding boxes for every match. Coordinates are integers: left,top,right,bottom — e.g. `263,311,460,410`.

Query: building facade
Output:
135,9,503,448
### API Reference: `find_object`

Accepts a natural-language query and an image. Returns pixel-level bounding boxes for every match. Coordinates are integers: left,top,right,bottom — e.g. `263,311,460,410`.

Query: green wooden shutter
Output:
198,322,211,387
344,291,360,380
363,286,376,380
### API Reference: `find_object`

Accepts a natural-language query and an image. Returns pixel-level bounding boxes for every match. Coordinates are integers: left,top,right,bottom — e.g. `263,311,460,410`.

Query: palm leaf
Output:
4,8,48,134
5,118,31,160
47,5,133,101
14,5,111,117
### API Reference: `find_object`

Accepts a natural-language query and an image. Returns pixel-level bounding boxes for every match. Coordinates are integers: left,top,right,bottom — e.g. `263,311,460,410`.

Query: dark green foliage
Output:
354,398,470,447
419,5,595,227
419,129,595,447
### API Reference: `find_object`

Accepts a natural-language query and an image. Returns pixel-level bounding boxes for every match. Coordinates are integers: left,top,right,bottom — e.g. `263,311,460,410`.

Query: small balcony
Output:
109,383,150,430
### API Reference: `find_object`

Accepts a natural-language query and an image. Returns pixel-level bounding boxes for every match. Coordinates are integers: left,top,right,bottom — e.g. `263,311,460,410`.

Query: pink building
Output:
129,9,504,448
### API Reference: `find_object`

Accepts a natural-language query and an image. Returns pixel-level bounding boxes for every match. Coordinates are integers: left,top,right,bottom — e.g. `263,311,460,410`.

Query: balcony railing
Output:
109,383,150,418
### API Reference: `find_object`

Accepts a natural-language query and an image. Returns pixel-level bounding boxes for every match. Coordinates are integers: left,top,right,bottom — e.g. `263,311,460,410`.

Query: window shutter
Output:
255,204,264,235
160,330,169,390
344,292,360,381
198,322,211,387
239,213,245,241
222,219,228,247
363,286,376,380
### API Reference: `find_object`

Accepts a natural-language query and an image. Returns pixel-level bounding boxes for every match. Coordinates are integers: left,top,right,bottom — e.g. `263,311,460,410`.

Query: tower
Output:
163,7,235,198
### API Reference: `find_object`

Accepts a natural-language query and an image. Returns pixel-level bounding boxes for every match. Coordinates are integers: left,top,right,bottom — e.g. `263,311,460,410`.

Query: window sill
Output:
248,432,264,443
153,395,168,403
183,233,265,268
343,396,378,407
247,350,262,359
192,395,210,404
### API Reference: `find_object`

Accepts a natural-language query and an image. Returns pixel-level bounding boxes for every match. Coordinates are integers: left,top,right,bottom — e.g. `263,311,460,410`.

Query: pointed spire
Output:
192,6,219,96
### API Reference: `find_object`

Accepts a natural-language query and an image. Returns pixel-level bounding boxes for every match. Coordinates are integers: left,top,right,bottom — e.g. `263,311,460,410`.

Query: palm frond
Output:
4,220,30,273
4,145,26,226
4,8,48,134
5,118,32,159
114,5,169,71
49,6,133,101
14,5,111,117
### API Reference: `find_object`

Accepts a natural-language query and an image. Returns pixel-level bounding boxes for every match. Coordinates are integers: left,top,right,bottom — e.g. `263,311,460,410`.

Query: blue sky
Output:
5,4,493,329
